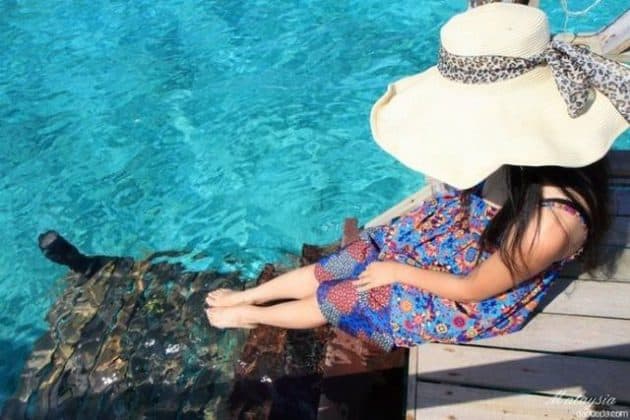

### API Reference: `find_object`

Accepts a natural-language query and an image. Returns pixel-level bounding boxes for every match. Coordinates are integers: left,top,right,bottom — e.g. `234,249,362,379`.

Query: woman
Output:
205,3,629,351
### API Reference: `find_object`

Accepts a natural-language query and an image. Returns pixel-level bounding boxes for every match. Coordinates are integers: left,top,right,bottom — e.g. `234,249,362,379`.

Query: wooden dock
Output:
377,151,630,419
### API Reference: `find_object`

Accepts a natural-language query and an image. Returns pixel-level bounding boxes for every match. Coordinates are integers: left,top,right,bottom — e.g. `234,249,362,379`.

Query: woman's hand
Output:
352,261,402,292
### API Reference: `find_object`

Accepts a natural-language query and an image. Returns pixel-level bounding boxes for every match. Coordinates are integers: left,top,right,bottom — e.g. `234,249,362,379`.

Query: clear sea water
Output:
1,0,628,405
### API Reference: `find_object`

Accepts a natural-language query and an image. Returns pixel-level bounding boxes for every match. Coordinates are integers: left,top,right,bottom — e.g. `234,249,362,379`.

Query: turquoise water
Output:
1,0,628,406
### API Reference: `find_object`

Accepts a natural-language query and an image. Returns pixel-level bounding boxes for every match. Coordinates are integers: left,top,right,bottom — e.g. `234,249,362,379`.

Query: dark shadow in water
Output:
0,233,340,420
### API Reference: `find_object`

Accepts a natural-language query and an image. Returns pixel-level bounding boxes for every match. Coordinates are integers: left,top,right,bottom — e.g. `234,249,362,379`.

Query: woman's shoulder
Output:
539,186,591,226
538,186,590,261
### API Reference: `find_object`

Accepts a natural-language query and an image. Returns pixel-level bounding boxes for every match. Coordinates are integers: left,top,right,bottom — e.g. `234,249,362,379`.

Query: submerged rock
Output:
228,262,332,420
1,232,338,420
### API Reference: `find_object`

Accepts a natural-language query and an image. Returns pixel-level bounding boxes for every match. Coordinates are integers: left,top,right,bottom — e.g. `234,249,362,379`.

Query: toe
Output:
206,290,221,303
206,308,216,324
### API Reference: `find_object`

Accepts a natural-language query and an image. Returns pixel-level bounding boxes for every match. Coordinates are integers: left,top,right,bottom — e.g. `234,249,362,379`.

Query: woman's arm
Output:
396,205,587,303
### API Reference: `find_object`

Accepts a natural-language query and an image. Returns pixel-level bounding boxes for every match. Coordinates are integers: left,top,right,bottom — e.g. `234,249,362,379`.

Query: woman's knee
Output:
314,238,379,282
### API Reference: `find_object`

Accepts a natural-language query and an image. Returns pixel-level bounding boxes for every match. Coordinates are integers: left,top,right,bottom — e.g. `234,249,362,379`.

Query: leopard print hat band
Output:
437,39,630,122
370,4,629,190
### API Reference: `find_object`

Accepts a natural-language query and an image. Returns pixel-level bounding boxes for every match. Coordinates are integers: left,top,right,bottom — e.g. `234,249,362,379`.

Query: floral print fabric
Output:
314,183,584,351
315,238,396,351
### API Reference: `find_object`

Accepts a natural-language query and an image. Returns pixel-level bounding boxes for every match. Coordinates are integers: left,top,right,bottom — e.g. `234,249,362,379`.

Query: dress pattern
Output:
314,182,587,351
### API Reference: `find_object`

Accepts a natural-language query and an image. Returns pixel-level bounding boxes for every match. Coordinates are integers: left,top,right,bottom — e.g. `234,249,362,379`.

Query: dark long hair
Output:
461,155,611,279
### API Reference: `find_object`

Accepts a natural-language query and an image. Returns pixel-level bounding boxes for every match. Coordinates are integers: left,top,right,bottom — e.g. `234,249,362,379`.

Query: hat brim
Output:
370,65,629,190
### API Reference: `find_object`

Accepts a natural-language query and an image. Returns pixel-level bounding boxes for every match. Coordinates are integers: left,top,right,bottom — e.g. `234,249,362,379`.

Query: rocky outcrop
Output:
2,231,405,420
1,251,251,419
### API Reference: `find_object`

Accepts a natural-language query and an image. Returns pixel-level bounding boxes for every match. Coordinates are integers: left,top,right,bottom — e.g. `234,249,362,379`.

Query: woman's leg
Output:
206,263,319,307
206,294,326,329
207,236,380,307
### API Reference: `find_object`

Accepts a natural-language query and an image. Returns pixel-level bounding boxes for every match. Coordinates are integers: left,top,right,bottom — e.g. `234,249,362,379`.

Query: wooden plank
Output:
594,9,630,58
610,151,630,179
540,278,630,319
561,246,630,282
365,186,432,228
612,177,630,187
553,10,630,61
414,381,630,420
415,344,630,403
406,347,419,420
466,313,630,359
612,188,630,216
602,215,628,247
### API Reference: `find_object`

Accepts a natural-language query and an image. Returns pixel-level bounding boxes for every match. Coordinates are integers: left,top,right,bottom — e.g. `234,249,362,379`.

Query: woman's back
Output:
360,181,591,348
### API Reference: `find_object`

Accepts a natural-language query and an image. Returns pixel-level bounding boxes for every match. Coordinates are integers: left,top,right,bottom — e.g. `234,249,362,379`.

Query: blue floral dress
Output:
314,182,588,351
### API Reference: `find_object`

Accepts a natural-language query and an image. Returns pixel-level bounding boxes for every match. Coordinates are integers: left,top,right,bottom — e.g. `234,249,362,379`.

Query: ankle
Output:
242,288,260,305
240,305,259,324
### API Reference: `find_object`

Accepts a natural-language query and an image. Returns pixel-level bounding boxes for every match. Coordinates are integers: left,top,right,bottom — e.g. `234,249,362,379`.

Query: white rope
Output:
559,0,607,31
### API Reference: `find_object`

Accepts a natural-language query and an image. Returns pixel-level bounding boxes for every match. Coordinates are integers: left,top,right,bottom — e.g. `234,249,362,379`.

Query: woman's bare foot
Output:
205,288,254,307
205,305,257,329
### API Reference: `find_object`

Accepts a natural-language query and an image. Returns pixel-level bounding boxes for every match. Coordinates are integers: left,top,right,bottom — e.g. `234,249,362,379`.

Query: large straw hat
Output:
370,3,629,190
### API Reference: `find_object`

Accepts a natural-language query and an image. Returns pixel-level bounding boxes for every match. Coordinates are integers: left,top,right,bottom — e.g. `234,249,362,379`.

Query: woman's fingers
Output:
353,279,372,292
353,270,380,291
